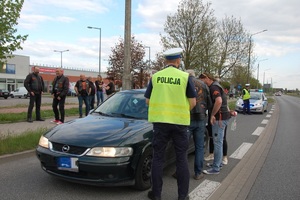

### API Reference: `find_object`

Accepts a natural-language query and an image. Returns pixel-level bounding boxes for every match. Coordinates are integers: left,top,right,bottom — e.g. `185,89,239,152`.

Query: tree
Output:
106,36,148,89
0,0,28,62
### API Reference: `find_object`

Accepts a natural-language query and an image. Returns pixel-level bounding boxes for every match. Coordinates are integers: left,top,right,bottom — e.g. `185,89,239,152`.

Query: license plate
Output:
57,157,79,172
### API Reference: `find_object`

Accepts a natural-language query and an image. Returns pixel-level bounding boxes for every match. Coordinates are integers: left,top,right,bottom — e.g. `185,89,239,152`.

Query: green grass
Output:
0,128,46,156
0,107,79,123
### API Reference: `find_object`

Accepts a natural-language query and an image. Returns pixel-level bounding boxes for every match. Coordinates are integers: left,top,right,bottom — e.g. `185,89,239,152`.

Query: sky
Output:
14,0,300,90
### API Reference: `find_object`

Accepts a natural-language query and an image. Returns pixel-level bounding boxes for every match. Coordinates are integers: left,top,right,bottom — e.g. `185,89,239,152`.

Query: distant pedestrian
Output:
74,74,91,118
24,66,45,122
51,68,69,125
105,77,115,98
144,48,196,200
87,76,96,110
95,75,104,106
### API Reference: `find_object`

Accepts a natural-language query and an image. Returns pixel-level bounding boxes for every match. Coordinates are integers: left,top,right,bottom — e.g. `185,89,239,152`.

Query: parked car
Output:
10,87,29,98
36,89,206,190
235,91,268,114
0,89,10,99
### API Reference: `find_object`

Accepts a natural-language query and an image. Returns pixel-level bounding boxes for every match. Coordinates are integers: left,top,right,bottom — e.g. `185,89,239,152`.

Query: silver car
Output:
235,92,268,114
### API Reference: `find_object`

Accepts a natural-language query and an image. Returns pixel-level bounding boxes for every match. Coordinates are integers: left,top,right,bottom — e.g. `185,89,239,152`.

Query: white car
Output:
235,92,268,114
10,87,29,98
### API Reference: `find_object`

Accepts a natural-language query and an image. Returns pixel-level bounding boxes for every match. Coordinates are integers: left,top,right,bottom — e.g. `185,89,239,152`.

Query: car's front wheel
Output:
134,148,152,190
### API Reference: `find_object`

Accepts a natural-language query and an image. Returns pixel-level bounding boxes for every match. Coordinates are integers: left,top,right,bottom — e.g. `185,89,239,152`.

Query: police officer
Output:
242,83,251,115
74,74,91,117
144,48,196,200
51,68,69,124
24,66,45,122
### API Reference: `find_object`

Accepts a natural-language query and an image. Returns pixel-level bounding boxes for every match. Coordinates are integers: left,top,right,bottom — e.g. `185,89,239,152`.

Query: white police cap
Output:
163,48,183,60
245,83,250,86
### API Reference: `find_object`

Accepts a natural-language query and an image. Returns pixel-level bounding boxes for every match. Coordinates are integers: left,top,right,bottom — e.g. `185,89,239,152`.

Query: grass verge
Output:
0,128,46,156
0,107,79,123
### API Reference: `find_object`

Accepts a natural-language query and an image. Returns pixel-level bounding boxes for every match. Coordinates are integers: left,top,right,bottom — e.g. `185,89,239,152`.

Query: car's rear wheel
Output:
134,148,152,190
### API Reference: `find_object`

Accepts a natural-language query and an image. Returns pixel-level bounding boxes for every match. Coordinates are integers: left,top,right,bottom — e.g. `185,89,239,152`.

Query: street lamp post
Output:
54,49,69,68
256,58,268,88
247,29,267,83
263,68,271,89
144,46,151,69
87,26,101,75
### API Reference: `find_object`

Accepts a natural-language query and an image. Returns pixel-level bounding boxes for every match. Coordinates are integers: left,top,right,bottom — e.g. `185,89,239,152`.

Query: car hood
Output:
237,98,262,104
45,114,151,147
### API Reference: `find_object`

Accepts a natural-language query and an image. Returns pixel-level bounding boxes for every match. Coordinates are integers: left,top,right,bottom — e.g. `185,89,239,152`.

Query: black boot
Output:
27,118,33,123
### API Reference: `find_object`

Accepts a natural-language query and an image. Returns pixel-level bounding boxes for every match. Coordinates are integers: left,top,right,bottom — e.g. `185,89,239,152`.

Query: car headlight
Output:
38,136,49,149
86,147,133,157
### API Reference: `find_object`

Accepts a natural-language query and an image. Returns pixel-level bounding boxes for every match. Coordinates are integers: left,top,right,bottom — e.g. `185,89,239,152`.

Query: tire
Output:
4,97,8,99
134,148,152,190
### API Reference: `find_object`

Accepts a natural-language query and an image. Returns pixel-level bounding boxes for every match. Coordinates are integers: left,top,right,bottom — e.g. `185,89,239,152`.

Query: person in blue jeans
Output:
95,75,104,106
74,74,91,118
199,72,230,175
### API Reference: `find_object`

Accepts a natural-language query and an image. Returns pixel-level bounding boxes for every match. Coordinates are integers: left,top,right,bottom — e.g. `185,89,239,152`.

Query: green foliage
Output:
0,128,46,155
0,0,28,61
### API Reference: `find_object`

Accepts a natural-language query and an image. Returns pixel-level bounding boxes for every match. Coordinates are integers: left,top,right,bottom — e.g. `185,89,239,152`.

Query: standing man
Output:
95,75,104,106
105,77,115,98
144,48,196,200
186,69,211,180
87,76,95,110
51,68,69,125
74,74,91,118
242,83,251,115
24,66,45,122
199,72,231,175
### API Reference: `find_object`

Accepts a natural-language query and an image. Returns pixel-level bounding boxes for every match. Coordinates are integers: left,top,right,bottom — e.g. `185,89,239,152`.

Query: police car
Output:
235,89,268,114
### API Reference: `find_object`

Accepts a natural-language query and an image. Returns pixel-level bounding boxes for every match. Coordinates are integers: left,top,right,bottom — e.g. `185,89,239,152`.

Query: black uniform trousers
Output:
151,123,189,199
52,95,66,122
27,92,42,120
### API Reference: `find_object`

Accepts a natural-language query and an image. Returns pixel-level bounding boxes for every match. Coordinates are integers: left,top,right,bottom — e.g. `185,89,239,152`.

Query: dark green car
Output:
36,89,200,190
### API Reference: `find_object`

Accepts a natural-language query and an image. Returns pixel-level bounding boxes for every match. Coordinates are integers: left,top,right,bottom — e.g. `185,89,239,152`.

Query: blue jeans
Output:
96,91,104,106
77,95,90,117
211,119,229,171
189,120,206,175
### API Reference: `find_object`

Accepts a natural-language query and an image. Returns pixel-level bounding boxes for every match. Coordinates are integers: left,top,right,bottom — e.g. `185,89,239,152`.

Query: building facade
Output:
1,54,106,92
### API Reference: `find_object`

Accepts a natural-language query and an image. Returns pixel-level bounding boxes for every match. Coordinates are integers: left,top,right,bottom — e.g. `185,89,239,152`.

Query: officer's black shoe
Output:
36,118,45,121
247,113,252,115
147,191,161,200
27,118,33,123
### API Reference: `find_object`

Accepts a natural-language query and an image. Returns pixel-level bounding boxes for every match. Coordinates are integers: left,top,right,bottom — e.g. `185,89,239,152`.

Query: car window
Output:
250,93,261,100
93,92,148,119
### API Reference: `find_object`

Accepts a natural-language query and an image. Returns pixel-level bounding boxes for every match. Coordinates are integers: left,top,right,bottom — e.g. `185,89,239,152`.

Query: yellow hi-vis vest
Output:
242,89,251,100
148,67,190,125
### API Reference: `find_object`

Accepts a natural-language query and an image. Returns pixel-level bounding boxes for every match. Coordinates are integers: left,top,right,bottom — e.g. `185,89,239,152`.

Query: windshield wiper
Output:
94,111,112,117
111,113,139,119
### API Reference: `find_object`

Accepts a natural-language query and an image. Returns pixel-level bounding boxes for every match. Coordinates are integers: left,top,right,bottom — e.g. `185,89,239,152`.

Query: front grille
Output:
51,142,88,155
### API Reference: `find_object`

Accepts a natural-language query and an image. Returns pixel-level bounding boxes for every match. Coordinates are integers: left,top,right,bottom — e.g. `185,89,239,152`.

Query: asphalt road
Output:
246,95,300,200
1,96,298,199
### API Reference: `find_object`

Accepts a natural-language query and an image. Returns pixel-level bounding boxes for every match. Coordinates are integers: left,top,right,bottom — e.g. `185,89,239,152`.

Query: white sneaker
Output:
204,154,214,161
222,156,228,165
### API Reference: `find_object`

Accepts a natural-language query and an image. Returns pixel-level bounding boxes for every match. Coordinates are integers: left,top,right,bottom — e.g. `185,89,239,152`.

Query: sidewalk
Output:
0,104,79,138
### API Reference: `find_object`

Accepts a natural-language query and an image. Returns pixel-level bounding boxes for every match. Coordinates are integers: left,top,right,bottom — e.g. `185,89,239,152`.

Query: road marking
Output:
261,119,268,124
252,127,265,136
266,114,271,118
229,142,253,159
269,111,273,114
189,179,220,200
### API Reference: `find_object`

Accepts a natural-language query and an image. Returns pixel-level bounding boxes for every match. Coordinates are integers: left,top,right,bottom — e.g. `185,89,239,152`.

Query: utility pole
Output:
122,0,132,90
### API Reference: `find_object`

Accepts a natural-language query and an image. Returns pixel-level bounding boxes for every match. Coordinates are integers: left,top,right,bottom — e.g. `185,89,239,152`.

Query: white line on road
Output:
229,142,253,160
261,119,269,124
269,111,273,114
266,114,271,118
189,179,220,200
252,127,265,136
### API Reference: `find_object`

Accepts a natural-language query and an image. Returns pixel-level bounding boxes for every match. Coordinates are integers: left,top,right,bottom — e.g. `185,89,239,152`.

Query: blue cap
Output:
163,48,183,60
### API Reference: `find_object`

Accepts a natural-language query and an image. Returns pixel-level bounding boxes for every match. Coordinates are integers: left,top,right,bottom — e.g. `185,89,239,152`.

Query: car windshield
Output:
250,92,262,100
93,91,148,120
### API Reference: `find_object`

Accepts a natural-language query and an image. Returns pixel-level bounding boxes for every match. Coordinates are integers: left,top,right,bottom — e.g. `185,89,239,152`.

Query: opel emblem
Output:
62,145,70,153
